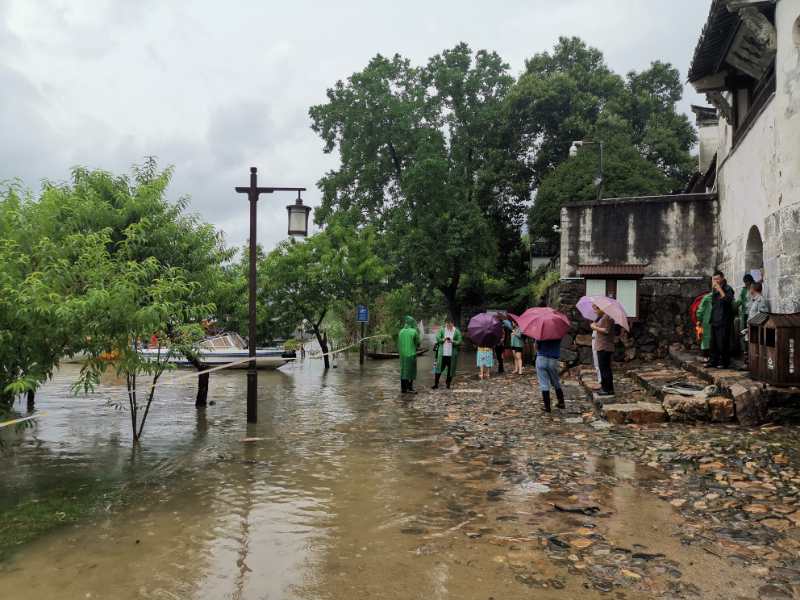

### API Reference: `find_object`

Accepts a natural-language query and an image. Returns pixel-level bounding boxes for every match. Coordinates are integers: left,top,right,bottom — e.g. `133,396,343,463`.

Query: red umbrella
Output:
511,307,571,341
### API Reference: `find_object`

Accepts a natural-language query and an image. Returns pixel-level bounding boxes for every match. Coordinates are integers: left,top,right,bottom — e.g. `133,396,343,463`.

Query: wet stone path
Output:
408,373,800,599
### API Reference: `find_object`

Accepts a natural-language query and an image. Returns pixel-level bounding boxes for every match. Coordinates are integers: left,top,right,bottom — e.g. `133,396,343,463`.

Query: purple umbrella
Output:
467,313,504,347
576,296,630,331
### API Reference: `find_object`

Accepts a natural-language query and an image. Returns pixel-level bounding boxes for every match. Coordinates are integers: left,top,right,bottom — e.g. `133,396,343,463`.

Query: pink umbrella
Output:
510,307,571,341
576,296,630,331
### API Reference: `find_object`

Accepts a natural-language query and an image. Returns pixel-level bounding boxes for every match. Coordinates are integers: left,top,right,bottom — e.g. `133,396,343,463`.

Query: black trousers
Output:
710,323,731,367
597,350,614,393
435,356,453,387
495,346,505,373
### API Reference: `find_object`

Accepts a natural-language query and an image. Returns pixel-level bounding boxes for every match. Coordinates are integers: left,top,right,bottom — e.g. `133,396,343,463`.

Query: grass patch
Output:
0,481,126,562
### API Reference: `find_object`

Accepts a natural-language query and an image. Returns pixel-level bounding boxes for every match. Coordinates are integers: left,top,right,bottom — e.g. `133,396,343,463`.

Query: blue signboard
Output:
356,304,369,323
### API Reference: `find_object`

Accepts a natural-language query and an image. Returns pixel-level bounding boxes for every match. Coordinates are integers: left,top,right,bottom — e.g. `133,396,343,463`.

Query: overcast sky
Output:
0,0,711,251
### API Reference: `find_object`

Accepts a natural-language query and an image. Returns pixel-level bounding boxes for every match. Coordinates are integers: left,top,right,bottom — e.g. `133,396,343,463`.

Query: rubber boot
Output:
433,373,441,389
446,377,452,389
542,390,552,413
408,381,417,394
401,379,408,393
555,387,565,409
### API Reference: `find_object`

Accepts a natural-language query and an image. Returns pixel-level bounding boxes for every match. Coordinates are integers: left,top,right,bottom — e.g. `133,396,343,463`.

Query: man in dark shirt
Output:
707,270,735,369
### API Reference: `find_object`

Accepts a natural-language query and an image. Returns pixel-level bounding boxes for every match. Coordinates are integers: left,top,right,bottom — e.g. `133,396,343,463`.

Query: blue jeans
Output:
536,355,561,392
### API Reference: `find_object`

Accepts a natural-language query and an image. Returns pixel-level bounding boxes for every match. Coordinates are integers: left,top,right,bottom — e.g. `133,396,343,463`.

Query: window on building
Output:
584,278,639,318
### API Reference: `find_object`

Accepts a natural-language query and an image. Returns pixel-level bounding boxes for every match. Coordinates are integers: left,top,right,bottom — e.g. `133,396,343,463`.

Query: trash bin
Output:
748,312,800,386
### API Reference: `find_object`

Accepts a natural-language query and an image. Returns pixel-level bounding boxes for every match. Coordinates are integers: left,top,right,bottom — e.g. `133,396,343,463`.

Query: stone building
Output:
551,0,800,360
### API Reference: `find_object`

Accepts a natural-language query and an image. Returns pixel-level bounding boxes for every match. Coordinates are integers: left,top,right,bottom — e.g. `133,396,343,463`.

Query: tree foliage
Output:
509,37,697,246
260,222,389,368
310,43,528,320
0,160,228,440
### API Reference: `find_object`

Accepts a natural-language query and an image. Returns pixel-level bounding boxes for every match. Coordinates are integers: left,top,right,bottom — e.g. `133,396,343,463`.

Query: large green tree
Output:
511,37,697,245
310,44,528,321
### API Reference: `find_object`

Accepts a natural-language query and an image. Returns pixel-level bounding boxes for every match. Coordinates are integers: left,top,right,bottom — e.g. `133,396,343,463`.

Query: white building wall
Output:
771,0,800,312
715,0,800,313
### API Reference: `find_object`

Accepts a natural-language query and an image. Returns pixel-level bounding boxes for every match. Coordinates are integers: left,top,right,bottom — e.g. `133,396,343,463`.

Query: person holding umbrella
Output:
398,315,420,394
477,344,494,380
511,307,571,412
590,304,615,397
467,312,504,381
577,296,630,398
434,317,462,389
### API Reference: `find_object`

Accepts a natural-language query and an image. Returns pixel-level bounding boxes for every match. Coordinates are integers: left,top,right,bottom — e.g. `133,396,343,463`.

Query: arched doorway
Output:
745,225,764,275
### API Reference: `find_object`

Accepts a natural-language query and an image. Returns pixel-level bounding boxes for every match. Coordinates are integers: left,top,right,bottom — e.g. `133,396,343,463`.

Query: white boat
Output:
138,333,294,370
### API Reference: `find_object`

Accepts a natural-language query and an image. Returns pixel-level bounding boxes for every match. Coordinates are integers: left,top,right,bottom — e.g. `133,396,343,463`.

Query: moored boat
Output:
138,333,294,370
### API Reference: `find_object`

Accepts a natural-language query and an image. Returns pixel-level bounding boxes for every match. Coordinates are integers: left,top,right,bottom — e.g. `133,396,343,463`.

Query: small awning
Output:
578,264,648,277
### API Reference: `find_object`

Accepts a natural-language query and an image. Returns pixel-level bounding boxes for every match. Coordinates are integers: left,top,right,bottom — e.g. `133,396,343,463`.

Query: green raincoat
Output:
736,286,750,328
695,293,713,351
434,325,462,376
398,316,420,381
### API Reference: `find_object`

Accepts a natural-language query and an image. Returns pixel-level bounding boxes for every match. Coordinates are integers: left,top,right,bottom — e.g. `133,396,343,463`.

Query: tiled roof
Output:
688,0,740,82
578,264,649,277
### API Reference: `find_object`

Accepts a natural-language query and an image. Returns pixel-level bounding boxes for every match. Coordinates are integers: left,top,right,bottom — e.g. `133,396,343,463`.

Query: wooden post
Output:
359,322,366,364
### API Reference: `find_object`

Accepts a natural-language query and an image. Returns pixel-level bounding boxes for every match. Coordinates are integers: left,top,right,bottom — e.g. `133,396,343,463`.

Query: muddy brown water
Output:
0,356,758,599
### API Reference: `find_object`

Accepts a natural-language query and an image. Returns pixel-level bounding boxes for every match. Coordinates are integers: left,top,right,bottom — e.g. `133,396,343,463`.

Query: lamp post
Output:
569,140,604,201
236,167,307,423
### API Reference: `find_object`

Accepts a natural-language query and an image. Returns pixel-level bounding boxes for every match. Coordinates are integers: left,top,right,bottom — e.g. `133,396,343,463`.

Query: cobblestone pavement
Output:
407,371,800,599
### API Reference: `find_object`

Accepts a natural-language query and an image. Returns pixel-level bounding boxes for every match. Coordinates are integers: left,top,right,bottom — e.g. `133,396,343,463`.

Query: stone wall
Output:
560,194,719,279
549,278,708,364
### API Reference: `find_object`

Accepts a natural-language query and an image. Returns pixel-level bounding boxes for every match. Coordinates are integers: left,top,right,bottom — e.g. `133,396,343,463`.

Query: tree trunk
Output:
314,327,330,370
196,372,209,408
26,389,35,413
188,356,208,408
442,286,462,326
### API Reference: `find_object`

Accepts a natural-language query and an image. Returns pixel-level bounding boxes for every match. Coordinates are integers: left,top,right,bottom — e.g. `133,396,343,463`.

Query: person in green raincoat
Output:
736,274,754,356
433,317,462,389
695,292,713,353
398,316,420,393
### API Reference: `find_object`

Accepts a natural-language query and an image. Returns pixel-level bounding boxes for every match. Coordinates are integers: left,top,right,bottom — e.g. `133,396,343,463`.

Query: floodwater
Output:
0,354,756,599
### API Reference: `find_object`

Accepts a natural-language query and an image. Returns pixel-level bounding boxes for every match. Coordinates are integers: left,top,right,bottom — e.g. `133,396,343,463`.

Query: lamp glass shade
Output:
287,203,311,237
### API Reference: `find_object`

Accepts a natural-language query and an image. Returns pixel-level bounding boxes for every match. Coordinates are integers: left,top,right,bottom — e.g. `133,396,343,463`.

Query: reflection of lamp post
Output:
570,140,604,201
236,167,307,424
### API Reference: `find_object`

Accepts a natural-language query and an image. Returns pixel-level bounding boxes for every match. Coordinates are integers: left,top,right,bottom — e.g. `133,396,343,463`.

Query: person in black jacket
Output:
706,270,735,369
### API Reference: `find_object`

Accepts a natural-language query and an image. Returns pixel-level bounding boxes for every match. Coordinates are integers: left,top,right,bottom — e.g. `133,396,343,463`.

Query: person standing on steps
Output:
707,270,735,369
398,315,420,394
695,291,713,357
591,304,615,398
535,337,565,412
433,317,461,389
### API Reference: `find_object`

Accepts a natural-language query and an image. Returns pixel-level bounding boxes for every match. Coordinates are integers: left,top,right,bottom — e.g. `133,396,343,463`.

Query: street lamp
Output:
235,167,307,424
287,190,312,237
569,140,605,201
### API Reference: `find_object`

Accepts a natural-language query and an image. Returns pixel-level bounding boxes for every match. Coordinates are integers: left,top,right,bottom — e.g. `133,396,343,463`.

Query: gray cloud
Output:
1,0,711,251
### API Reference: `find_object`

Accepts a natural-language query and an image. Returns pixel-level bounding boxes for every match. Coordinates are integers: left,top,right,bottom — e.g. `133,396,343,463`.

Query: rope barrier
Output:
0,412,47,429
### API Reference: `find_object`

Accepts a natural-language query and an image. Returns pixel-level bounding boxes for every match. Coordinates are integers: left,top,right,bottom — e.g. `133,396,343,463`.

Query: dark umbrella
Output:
467,313,504,347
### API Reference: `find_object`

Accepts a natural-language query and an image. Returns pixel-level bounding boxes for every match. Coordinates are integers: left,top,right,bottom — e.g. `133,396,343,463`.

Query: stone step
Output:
603,402,667,425
668,348,769,425
627,363,708,401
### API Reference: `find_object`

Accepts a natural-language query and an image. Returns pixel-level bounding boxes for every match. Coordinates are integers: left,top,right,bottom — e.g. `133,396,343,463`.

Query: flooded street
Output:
0,354,794,599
